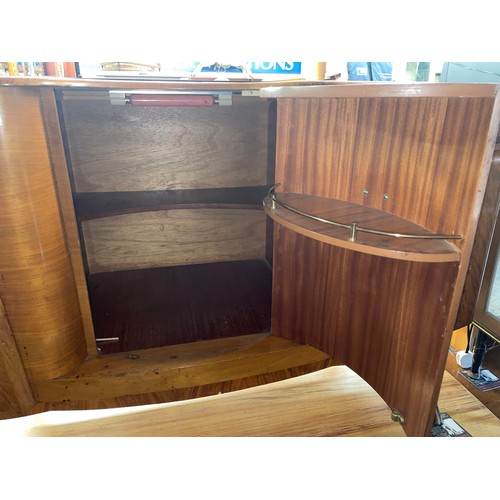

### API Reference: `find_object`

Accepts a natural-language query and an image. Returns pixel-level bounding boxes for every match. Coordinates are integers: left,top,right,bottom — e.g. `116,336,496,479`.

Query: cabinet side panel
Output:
455,149,500,328
271,227,458,437
0,88,87,381
39,88,97,354
0,298,36,418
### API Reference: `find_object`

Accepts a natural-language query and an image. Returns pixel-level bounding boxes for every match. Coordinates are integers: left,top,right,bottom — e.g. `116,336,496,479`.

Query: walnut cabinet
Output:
1,77,498,436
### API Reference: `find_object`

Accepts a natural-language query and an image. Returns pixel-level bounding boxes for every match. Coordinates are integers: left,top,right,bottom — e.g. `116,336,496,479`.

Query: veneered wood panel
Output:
455,148,500,328
274,96,495,245
87,260,272,353
0,87,87,382
82,207,267,273
269,89,499,436
0,299,35,418
8,366,405,437
263,193,461,262
271,227,458,437
39,88,97,355
34,333,331,403
61,93,271,192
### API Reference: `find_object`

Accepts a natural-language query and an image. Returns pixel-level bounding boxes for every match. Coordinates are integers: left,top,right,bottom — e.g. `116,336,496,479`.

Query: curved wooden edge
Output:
0,76,332,91
0,86,88,380
1,365,406,437
260,82,500,99
263,197,461,263
77,202,264,222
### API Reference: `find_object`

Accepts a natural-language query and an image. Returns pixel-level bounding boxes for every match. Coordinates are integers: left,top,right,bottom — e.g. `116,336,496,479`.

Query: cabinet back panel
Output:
61,94,270,192
82,208,267,274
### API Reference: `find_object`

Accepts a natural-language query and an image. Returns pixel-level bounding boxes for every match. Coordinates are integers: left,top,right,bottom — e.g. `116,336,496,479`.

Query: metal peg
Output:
391,408,405,425
349,222,358,242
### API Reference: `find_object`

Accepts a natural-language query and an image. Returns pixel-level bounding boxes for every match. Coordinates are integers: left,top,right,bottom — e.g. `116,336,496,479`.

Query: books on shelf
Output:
1,62,81,77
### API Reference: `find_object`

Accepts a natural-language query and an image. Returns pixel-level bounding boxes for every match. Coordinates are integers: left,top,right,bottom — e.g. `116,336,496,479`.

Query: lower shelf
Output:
87,259,273,354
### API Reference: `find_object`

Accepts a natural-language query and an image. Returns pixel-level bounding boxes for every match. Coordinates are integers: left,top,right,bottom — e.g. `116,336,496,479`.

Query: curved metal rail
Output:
266,185,462,242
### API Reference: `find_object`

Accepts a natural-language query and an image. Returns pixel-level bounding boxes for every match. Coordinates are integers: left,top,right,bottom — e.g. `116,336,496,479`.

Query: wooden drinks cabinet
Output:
1,77,499,436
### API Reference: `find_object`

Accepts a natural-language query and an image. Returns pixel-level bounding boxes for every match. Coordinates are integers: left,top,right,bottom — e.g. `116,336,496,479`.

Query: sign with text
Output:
248,62,301,74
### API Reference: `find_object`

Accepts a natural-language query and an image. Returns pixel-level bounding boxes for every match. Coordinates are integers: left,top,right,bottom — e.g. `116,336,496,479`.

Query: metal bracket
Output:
109,90,233,106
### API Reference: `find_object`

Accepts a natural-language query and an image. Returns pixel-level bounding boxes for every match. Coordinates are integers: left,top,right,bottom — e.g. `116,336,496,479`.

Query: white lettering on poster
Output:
250,62,296,72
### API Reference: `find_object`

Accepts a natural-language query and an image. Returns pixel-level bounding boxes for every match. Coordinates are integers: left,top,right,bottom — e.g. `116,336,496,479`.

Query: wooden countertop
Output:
2,77,497,100
0,365,405,437
0,76,334,91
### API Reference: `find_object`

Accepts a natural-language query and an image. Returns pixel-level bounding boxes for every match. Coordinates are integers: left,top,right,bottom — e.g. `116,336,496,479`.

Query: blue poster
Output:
248,62,302,74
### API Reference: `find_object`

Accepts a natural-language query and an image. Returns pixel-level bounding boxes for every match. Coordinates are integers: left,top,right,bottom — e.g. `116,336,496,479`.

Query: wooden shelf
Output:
263,192,461,262
74,187,268,220
89,260,273,354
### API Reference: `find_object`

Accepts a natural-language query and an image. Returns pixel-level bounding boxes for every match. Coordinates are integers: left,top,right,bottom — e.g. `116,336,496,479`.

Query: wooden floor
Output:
445,327,500,420
30,333,334,411
88,259,272,354
20,331,500,437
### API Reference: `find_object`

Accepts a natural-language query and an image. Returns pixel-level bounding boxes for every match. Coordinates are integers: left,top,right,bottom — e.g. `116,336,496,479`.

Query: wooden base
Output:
32,333,333,404
1,365,406,437
4,327,498,437
7,364,499,437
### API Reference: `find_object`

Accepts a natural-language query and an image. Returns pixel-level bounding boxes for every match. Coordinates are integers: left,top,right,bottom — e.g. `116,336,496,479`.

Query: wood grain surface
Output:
0,299,35,418
260,82,500,99
82,207,267,273
268,87,500,436
273,96,496,243
0,76,333,91
33,333,332,403
62,93,271,192
271,226,458,437
87,260,272,353
0,87,87,381
455,146,500,328
263,193,461,262
4,365,405,437
438,371,500,437
8,335,498,437
39,88,97,354
74,186,269,217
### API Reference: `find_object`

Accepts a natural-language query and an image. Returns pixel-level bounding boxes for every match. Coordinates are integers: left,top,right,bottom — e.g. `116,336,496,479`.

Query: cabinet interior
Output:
56,89,276,354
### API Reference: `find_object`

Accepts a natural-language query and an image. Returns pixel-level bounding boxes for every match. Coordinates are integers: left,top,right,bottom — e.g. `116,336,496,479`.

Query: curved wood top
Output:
2,78,497,100
263,192,461,262
0,76,331,91
0,365,405,437
260,82,500,99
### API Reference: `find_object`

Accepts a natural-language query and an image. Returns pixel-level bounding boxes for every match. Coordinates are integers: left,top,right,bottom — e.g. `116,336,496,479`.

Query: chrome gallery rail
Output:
265,185,463,243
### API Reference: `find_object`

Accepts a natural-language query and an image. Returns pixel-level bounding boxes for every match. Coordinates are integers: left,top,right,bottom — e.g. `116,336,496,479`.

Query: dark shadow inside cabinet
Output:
56,89,276,354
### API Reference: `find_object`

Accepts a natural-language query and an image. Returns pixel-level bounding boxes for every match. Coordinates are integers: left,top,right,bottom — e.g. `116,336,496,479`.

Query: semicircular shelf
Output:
263,191,461,263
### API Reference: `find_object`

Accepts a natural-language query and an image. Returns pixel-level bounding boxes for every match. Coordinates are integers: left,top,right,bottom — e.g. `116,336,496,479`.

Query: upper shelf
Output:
263,191,461,263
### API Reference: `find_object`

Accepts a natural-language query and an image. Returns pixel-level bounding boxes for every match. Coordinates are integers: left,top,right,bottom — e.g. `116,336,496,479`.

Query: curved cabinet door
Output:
0,87,87,382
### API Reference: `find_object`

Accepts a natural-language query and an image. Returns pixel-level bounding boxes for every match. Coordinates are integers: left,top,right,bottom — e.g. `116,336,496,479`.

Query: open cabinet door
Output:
261,83,500,436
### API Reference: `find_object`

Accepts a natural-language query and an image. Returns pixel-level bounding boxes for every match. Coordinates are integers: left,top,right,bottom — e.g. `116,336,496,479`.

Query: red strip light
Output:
129,94,215,106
